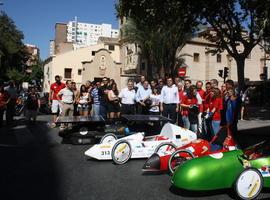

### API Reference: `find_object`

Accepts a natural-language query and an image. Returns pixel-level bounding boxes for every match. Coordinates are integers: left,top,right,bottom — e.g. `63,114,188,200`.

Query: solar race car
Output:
171,140,270,200
84,123,197,164
143,126,237,174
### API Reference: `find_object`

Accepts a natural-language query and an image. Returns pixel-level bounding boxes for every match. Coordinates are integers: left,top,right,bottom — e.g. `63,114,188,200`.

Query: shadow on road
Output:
0,118,63,200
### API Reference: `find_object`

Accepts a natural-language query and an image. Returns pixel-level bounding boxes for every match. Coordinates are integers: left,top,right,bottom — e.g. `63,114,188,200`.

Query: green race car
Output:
171,140,270,200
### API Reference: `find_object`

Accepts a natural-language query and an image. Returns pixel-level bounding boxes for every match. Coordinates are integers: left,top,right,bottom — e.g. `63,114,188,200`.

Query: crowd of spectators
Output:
47,74,243,140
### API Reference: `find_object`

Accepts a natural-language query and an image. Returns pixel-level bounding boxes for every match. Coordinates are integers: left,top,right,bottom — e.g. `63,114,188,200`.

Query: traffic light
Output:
218,70,223,78
224,67,229,79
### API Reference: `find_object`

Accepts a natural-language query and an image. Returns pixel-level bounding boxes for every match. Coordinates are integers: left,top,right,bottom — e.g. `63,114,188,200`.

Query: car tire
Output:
154,142,177,156
168,149,195,174
234,167,263,200
111,140,132,165
100,133,117,144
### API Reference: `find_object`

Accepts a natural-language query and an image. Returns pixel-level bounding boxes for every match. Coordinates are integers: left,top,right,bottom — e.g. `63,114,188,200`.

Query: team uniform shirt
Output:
118,88,136,105
178,90,185,104
181,95,198,116
149,94,161,112
209,97,223,120
160,85,179,104
50,82,65,100
135,87,152,102
58,88,74,104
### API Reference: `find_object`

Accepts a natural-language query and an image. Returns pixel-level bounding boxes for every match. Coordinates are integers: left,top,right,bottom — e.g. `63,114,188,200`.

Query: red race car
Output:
142,126,237,174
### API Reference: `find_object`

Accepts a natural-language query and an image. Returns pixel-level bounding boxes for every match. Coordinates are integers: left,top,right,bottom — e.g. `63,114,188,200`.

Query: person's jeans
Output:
92,104,100,116
182,115,190,129
100,104,107,119
211,120,221,135
182,115,197,133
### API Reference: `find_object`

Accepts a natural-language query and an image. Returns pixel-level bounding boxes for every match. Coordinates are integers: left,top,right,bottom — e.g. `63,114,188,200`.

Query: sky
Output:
1,0,119,60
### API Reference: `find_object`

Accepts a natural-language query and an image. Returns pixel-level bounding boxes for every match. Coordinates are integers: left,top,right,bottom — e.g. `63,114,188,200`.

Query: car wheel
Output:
100,133,117,144
154,142,177,156
168,149,195,174
111,140,132,165
234,167,263,200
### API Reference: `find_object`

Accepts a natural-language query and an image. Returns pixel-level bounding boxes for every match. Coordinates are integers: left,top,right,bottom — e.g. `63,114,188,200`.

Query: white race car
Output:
84,123,197,164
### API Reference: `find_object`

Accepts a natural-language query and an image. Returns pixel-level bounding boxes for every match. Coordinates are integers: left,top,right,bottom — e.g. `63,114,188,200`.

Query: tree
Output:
199,0,270,91
0,11,29,81
116,0,198,77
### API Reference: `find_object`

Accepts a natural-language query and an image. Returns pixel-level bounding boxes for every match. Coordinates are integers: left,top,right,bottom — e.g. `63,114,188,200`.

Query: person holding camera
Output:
107,83,120,118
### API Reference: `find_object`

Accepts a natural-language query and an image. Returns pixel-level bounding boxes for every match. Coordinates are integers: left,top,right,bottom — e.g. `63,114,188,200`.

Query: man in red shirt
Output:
49,75,65,128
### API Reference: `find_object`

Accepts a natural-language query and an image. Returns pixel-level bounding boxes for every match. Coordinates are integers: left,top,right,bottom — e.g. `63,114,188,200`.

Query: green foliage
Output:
199,0,270,90
0,11,29,80
117,0,198,77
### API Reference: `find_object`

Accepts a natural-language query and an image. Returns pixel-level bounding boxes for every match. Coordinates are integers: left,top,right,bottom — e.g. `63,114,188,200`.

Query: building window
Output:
64,68,72,79
92,51,95,56
217,54,222,63
108,45,115,51
193,53,200,62
78,69,82,75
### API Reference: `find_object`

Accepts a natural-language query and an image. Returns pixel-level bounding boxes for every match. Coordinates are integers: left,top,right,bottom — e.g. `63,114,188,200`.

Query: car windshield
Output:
243,140,270,160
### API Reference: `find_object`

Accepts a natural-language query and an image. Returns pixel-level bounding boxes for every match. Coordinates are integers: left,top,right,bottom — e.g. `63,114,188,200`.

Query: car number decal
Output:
101,151,110,156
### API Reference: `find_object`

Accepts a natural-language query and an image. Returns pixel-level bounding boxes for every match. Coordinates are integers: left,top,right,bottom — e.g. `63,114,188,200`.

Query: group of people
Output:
0,81,41,127
49,74,241,141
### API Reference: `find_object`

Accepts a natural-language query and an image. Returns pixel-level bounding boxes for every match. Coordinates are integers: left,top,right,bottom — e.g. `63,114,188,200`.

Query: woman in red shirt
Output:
208,88,223,137
180,85,199,133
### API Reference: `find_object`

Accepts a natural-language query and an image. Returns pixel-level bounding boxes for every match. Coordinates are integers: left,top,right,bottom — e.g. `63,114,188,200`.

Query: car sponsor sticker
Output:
209,152,224,159
259,165,270,177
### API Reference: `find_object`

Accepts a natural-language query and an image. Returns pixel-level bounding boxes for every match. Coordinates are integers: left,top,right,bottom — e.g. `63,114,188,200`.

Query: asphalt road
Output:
1,115,270,200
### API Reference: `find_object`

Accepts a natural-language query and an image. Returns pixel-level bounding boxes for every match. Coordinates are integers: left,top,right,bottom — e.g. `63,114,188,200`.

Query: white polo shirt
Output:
58,88,74,104
118,88,136,105
160,85,179,104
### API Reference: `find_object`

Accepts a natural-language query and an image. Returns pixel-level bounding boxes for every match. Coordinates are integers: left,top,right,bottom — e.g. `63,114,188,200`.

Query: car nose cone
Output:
142,153,160,172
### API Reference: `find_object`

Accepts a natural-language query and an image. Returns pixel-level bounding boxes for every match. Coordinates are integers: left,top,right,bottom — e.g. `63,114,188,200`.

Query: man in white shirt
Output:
160,77,179,123
135,80,152,114
57,80,74,128
119,80,136,115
